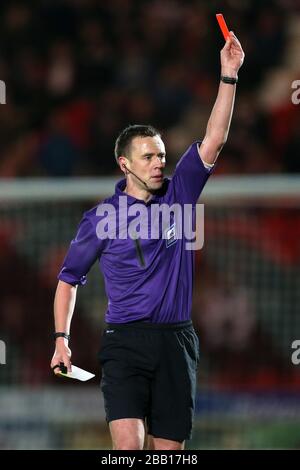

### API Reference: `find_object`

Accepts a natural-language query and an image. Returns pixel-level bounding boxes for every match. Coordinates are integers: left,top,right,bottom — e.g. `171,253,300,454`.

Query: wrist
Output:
55,338,70,349
54,332,70,342
220,75,238,85
220,67,238,79
55,336,69,343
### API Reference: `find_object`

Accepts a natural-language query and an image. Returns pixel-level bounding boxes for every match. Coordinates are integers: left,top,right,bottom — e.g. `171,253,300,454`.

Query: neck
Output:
123,181,153,203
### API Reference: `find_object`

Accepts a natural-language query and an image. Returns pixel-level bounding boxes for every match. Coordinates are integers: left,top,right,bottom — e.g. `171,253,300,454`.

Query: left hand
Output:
220,31,245,77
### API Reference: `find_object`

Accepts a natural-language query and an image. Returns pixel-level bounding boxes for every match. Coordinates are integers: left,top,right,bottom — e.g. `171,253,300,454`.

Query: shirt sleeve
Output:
171,141,215,205
58,215,103,286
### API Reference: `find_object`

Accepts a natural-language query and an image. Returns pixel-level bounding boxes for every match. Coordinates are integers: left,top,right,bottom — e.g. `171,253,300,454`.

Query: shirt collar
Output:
115,178,137,205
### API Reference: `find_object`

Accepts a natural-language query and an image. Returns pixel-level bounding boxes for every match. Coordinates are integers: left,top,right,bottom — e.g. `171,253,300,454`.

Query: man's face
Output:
126,135,166,191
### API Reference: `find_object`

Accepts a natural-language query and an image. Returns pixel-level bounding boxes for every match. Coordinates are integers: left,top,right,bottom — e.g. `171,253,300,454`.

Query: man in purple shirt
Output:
51,32,244,450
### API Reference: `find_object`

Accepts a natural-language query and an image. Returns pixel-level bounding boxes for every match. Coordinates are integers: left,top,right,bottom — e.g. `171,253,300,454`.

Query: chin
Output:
149,180,164,191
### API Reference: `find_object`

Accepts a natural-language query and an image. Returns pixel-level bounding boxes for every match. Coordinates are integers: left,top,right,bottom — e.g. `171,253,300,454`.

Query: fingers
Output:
228,31,242,48
223,32,244,58
51,361,72,375
51,364,61,375
51,342,72,374
229,31,238,40
51,354,72,375
67,360,72,373
59,362,68,374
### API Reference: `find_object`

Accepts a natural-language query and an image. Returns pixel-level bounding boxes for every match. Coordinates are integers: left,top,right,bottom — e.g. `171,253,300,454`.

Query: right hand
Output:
220,31,245,76
50,338,72,375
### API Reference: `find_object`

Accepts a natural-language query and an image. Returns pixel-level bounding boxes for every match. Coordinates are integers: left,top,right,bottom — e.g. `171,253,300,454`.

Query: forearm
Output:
199,32,244,165
51,280,76,371
205,70,237,148
54,280,78,335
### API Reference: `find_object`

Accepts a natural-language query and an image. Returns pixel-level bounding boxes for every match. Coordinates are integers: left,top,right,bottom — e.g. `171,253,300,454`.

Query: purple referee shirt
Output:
58,141,213,323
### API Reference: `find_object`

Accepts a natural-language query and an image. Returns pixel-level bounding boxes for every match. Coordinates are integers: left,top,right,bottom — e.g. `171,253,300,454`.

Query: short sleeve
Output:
58,215,103,286
171,141,214,204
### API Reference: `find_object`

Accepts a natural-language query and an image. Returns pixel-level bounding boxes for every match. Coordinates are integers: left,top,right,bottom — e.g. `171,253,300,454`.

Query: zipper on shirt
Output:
134,238,146,268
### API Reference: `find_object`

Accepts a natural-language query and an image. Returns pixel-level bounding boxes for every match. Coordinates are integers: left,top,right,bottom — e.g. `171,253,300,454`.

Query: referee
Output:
51,32,244,450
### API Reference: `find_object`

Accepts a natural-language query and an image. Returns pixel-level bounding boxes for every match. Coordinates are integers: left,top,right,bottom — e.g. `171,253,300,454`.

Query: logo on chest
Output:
165,223,177,248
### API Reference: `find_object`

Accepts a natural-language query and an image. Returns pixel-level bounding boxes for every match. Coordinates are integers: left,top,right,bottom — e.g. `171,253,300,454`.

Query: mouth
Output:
151,175,163,181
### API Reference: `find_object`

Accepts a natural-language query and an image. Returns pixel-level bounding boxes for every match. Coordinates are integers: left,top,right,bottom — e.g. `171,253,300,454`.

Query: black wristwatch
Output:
220,75,238,85
53,332,70,341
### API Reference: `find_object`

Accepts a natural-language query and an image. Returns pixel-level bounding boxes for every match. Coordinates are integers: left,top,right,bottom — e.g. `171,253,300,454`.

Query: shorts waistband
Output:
106,319,193,331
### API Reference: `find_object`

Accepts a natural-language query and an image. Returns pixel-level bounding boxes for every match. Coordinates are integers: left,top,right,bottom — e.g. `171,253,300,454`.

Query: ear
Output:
119,156,128,173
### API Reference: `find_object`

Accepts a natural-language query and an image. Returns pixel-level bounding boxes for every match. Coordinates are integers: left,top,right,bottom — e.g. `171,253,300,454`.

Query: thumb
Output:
224,35,232,48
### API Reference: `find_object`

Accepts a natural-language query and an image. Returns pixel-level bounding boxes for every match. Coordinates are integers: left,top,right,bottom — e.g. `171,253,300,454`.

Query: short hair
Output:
114,124,161,164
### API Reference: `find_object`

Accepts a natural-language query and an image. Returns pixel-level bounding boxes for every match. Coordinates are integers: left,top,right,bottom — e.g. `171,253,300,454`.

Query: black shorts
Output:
98,320,199,443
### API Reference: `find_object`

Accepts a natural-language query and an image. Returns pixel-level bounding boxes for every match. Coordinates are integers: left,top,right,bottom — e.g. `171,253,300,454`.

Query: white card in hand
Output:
59,365,95,381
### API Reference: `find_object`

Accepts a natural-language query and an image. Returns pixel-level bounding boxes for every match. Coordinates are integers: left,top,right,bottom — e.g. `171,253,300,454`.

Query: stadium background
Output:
0,0,300,449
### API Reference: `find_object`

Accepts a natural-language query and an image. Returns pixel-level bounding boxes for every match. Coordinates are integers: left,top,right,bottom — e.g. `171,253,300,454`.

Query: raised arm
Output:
199,31,245,165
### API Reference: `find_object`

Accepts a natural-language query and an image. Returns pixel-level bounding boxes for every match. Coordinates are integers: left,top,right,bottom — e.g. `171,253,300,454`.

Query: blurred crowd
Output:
0,225,101,385
0,0,299,178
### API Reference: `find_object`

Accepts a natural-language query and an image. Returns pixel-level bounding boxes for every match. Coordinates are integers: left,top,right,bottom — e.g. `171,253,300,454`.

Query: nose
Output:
155,156,165,168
